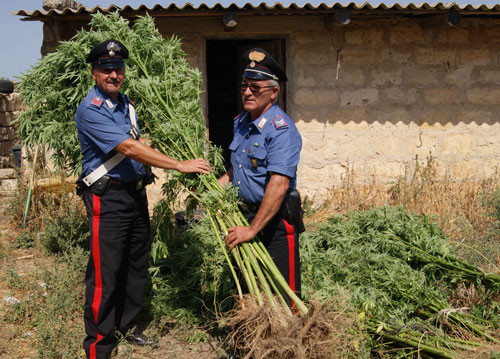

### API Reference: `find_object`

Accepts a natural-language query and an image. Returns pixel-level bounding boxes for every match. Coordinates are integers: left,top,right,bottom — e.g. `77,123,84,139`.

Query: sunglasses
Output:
240,82,274,93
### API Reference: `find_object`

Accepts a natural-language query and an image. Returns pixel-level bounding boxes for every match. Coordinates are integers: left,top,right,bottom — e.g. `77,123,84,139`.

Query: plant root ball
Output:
222,296,364,359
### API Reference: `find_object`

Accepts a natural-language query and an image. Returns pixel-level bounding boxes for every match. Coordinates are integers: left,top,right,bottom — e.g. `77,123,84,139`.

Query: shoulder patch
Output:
90,96,104,108
272,115,288,129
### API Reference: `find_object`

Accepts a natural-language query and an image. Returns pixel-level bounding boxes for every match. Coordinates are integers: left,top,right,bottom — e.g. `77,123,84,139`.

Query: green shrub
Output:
6,178,88,255
145,215,234,325
40,204,88,254
13,231,36,249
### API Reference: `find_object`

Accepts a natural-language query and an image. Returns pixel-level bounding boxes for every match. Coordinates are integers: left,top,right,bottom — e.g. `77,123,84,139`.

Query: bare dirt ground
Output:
0,205,223,359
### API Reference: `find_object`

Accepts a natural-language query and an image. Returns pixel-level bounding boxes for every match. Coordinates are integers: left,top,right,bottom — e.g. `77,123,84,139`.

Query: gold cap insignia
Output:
250,61,256,68
248,50,265,63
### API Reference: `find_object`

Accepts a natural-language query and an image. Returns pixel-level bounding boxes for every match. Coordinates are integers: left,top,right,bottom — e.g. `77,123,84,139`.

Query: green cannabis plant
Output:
301,206,500,357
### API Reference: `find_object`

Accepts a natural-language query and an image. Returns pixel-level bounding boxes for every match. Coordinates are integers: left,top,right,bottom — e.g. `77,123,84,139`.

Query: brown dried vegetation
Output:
306,154,499,254
223,296,364,359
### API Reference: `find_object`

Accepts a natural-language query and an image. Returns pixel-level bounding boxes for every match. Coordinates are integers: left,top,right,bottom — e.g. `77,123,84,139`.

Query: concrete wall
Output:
158,16,500,201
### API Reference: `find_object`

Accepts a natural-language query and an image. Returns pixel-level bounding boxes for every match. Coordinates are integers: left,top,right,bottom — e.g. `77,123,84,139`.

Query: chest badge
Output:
251,158,258,168
257,117,267,129
105,99,114,109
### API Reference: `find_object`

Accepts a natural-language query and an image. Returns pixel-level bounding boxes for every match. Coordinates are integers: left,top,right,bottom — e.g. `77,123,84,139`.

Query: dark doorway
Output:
206,39,286,167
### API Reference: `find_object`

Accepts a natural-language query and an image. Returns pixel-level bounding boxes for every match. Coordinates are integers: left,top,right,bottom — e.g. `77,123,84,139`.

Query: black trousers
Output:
245,211,301,302
81,186,151,359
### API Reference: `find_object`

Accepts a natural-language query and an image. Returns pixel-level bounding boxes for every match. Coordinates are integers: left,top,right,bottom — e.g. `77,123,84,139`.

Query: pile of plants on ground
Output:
301,206,500,357
12,10,500,359
144,204,500,358
307,153,500,272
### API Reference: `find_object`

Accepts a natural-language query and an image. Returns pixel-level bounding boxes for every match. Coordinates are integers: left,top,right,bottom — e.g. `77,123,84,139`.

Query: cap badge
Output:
107,41,121,57
249,50,265,63
250,61,256,68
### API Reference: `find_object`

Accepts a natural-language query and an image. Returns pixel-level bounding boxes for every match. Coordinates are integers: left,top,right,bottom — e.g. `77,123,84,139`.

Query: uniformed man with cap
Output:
219,48,304,307
75,39,211,359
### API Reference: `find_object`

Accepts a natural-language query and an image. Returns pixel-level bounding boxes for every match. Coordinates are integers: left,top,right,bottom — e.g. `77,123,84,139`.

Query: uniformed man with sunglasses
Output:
219,48,304,305
75,39,211,359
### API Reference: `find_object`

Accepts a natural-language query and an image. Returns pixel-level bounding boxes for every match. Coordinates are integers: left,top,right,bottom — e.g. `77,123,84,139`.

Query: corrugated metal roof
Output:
13,2,500,18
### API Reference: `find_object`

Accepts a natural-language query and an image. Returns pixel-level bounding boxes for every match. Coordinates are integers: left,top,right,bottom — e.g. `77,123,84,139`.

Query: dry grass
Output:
460,340,500,359
305,154,499,242
448,283,493,308
388,155,498,242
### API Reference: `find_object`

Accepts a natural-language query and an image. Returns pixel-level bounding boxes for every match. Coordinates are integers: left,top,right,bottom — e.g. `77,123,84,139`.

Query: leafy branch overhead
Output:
17,11,224,176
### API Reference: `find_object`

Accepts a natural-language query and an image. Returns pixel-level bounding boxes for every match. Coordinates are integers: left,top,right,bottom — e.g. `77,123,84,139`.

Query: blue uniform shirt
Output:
230,104,302,204
75,85,146,183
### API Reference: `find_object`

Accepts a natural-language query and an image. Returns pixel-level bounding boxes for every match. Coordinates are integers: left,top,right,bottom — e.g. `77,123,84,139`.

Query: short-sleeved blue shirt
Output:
75,85,145,183
230,104,302,204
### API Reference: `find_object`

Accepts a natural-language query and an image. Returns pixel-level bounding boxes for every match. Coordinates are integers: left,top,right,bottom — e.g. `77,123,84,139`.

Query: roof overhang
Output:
13,2,500,22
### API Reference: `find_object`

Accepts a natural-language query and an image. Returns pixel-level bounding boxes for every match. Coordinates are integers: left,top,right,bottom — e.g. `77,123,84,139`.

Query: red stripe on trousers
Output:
90,333,103,359
90,194,103,359
283,219,297,312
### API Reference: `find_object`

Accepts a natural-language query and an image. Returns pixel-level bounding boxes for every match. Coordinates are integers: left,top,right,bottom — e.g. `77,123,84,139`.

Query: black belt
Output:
238,194,289,215
239,201,260,214
110,178,145,191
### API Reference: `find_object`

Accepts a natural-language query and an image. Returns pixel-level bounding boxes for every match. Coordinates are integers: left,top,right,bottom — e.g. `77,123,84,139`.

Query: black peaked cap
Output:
241,47,287,82
86,39,129,68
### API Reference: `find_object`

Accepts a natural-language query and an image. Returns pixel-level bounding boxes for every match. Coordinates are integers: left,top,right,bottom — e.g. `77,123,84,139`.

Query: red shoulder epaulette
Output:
272,115,288,129
90,96,103,108
128,98,135,107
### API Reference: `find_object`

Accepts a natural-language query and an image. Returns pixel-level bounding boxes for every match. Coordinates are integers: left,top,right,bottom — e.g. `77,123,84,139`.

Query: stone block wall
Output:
286,18,500,200
0,91,21,194
0,168,18,194
0,92,22,169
